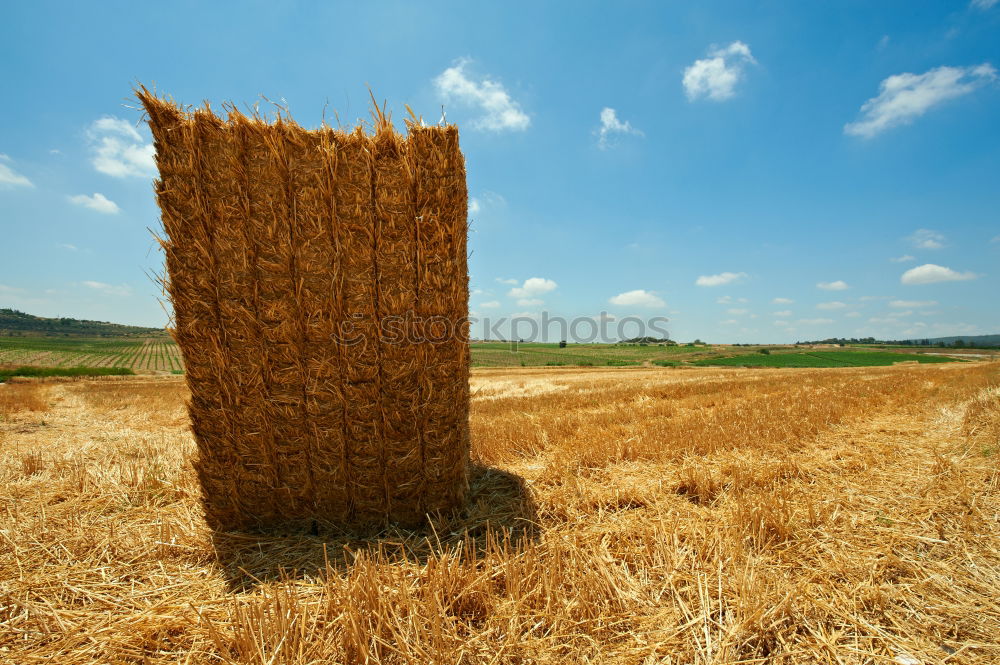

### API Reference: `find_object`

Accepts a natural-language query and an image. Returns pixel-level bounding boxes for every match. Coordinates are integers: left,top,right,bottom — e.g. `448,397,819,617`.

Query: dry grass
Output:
1,364,998,663
0,381,50,420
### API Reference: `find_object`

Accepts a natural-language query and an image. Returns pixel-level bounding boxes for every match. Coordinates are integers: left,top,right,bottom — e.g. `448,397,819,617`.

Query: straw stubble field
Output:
1,363,998,663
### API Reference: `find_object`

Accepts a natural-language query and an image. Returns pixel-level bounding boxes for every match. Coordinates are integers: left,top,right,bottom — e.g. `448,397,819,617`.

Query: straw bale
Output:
139,88,470,531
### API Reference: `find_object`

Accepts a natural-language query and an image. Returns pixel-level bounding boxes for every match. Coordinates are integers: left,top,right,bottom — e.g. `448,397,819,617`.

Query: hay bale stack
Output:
139,89,470,531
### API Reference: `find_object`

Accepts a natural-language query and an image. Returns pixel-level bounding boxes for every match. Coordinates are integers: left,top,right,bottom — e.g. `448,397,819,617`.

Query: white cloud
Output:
596,107,643,149
817,301,847,310
82,280,131,297
0,154,34,188
59,243,78,251
434,59,530,132
469,190,505,217
721,319,739,325
508,277,557,301
890,299,937,308
88,116,156,178
797,318,834,325
717,295,748,304
844,64,997,138
727,308,748,315
517,298,544,307
771,297,793,305
479,300,500,309
817,280,849,291
495,277,519,285
908,229,945,249
683,41,757,101
972,0,998,9
890,254,916,263
609,289,665,308
773,310,792,317
845,311,862,318
900,263,978,285
68,192,120,214
774,320,789,327
696,271,747,287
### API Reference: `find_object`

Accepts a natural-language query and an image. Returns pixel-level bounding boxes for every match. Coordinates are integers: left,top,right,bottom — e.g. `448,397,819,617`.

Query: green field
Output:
0,365,135,383
0,336,977,372
691,350,960,368
0,336,182,372
469,342,705,367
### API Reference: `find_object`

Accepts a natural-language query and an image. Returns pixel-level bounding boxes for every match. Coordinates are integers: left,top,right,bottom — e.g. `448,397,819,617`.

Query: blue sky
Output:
1,0,998,343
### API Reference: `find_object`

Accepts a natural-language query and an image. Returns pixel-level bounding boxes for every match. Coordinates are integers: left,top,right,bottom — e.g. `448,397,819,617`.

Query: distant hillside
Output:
0,308,167,338
913,334,1000,347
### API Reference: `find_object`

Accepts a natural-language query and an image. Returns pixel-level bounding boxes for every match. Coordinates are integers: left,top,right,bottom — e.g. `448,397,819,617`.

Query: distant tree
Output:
559,340,567,348
758,348,770,355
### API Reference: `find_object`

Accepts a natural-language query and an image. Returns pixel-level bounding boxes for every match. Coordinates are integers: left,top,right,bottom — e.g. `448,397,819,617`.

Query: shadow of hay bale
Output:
210,464,537,592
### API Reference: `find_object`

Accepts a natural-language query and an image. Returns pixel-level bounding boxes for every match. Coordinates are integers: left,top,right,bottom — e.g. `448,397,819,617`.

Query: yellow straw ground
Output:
1,363,998,663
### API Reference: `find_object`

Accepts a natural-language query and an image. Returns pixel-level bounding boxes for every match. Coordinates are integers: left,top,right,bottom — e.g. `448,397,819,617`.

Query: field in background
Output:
0,337,182,372
691,350,960,367
1,363,998,663
0,336,991,372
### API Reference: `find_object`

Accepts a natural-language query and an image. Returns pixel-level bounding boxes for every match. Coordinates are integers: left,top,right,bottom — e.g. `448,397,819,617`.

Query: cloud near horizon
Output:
696,271,747,287
609,289,665,308
900,264,978,285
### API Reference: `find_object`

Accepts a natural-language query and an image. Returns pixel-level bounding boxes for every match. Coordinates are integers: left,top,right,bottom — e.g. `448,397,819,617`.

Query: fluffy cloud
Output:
797,318,834,325
696,271,747,287
683,41,757,101
508,277,557,302
908,229,945,249
717,295,748,304
68,192,120,214
845,311,862,318
517,298,544,307
596,108,643,149
817,280,849,291
434,59,530,131
900,263,978,285
890,254,916,263
972,0,998,9
773,310,792,317
771,297,793,305
479,300,501,309
726,308,748,315
0,154,33,188
82,280,131,297
88,116,156,178
817,301,847,310
890,299,937,308
495,277,519,285
609,289,665,308
844,64,997,138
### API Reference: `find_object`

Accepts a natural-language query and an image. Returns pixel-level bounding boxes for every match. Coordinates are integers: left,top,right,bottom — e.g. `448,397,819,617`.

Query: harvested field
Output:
1,363,998,663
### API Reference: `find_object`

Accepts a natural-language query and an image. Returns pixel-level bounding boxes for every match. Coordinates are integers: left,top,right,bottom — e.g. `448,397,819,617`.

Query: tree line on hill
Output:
0,308,167,338
794,335,1000,349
